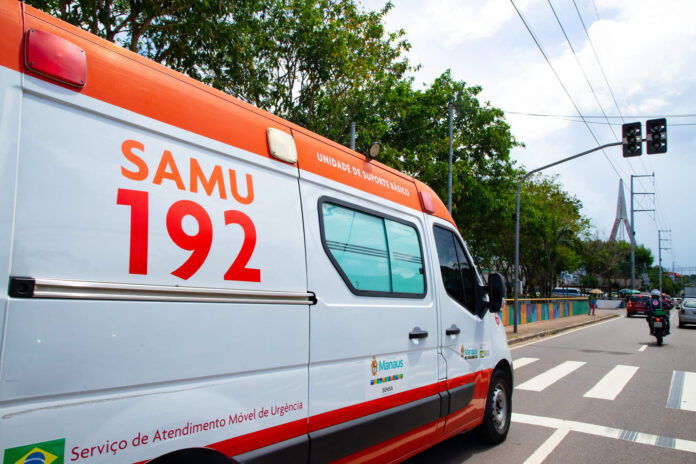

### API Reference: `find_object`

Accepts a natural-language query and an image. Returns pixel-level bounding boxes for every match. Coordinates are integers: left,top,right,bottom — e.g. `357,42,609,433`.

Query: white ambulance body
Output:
0,1,512,463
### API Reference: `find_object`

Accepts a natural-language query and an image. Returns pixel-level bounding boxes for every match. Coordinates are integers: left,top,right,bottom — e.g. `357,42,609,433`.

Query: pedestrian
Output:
589,294,596,315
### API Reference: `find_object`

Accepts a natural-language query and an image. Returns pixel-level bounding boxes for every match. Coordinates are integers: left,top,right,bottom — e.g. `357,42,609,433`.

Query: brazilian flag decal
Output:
3,438,65,464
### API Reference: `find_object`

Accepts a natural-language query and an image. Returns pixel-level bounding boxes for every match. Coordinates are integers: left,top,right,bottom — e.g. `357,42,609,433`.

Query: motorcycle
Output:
648,293,669,346
649,313,669,346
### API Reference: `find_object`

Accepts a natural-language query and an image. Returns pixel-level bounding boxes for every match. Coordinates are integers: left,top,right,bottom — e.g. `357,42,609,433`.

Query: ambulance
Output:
0,1,512,462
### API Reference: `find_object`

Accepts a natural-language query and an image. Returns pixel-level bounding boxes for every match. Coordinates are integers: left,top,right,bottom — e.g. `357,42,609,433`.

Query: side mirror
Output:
487,273,505,313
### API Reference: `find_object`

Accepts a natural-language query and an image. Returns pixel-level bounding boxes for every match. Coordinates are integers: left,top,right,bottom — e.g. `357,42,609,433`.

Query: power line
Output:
504,111,696,119
571,0,625,124
547,0,619,141
511,0,659,209
591,0,601,21
509,0,628,183
504,112,696,126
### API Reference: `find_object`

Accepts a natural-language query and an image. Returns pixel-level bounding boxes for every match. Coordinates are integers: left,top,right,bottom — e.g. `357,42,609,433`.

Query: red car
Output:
627,294,652,317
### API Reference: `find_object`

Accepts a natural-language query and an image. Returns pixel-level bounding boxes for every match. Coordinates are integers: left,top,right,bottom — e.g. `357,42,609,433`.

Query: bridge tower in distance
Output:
609,179,635,245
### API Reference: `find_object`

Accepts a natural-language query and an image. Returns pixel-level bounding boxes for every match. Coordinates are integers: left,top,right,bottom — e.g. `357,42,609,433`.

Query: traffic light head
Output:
622,122,642,157
646,118,667,154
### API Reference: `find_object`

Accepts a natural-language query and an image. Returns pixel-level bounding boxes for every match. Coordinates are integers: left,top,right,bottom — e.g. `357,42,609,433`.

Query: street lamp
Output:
513,141,623,333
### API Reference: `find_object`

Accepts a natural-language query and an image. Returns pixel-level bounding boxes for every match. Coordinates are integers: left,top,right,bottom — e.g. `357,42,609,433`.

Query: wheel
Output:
147,448,232,464
656,334,663,346
476,369,511,444
679,321,684,328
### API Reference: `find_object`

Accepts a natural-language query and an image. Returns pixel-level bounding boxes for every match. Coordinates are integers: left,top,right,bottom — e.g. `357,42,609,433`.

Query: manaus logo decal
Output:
4,438,65,464
460,345,478,360
371,356,378,376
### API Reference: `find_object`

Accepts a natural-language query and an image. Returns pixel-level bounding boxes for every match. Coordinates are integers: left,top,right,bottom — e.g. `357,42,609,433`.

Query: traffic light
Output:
646,118,667,154
622,122,642,157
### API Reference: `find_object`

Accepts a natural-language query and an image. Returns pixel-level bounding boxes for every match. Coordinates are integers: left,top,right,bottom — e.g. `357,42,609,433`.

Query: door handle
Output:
445,325,461,336
409,327,429,340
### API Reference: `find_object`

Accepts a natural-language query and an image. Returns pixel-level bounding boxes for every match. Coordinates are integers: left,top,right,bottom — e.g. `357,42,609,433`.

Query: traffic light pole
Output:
514,141,622,333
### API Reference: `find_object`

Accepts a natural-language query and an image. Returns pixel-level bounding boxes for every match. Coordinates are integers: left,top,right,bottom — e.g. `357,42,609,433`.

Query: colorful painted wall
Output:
501,298,590,326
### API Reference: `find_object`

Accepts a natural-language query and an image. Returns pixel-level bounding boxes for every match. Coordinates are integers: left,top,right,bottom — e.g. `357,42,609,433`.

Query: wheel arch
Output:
146,447,236,464
494,358,513,395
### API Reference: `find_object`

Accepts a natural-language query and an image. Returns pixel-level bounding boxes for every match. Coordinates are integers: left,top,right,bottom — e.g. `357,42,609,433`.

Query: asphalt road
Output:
406,310,696,463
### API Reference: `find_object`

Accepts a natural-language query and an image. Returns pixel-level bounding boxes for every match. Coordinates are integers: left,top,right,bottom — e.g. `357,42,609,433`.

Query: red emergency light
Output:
25,28,86,88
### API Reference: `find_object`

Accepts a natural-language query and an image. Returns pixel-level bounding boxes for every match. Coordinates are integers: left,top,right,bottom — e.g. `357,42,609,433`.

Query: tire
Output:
656,334,663,346
476,370,511,444
679,321,684,328
147,448,232,464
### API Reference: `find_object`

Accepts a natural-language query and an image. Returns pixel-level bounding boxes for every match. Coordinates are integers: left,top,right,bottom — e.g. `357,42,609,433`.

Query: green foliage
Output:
647,266,674,295
517,174,588,296
26,0,410,123
28,0,610,297
579,239,653,293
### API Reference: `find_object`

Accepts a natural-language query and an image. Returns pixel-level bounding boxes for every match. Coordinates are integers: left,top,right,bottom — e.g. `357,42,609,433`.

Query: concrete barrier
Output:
596,299,624,309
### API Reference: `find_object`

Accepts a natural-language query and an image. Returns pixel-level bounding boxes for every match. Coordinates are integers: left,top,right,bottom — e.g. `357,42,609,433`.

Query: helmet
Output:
651,289,661,296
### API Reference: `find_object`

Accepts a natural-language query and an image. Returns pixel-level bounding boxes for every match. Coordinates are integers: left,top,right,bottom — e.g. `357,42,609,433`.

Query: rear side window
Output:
433,226,476,313
320,200,425,297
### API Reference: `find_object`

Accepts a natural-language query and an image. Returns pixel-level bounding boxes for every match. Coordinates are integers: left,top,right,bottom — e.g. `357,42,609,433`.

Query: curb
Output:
506,314,621,346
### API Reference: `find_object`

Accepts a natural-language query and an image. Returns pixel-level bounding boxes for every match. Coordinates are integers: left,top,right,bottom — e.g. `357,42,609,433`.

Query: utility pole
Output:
658,230,671,306
447,99,454,214
350,122,356,151
630,173,655,290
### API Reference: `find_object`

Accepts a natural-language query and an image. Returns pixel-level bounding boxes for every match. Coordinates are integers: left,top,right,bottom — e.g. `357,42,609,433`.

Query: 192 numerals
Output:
117,188,260,282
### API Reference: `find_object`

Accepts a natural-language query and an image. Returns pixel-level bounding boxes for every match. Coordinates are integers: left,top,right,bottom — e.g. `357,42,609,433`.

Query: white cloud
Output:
364,0,696,266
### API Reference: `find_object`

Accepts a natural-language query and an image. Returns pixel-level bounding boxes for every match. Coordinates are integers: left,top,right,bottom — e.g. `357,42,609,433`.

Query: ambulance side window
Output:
433,226,475,313
320,200,425,297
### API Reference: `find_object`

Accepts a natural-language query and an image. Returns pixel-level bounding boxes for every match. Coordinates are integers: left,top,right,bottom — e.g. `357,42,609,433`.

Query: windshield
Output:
683,299,696,308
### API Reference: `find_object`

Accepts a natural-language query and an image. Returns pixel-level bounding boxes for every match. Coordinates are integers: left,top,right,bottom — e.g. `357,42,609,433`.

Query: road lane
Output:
406,309,696,463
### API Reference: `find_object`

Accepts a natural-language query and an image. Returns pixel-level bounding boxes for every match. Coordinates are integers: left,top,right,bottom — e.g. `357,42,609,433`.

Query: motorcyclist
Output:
647,289,670,335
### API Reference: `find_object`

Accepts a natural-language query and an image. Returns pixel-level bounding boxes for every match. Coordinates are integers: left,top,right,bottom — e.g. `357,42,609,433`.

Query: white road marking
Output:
667,371,696,411
583,365,639,400
510,316,620,350
684,372,696,412
517,361,586,392
639,344,647,352
522,427,570,464
512,413,696,454
513,357,539,370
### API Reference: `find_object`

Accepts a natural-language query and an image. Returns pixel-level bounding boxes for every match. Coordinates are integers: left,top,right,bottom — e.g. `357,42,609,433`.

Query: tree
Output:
579,239,653,293
516,174,588,297
647,266,675,295
369,72,521,271
28,0,569,291
27,0,411,133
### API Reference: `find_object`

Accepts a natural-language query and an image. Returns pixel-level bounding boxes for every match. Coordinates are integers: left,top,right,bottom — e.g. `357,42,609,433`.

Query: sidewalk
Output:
506,309,621,345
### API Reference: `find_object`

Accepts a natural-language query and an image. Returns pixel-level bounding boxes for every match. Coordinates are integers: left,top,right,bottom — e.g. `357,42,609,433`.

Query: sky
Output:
361,0,696,275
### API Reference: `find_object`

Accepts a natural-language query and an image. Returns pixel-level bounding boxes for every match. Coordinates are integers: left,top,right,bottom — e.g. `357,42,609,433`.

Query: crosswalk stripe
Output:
684,372,696,411
522,427,570,464
517,361,586,392
667,371,696,411
584,365,639,400
512,413,696,453
513,357,539,370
